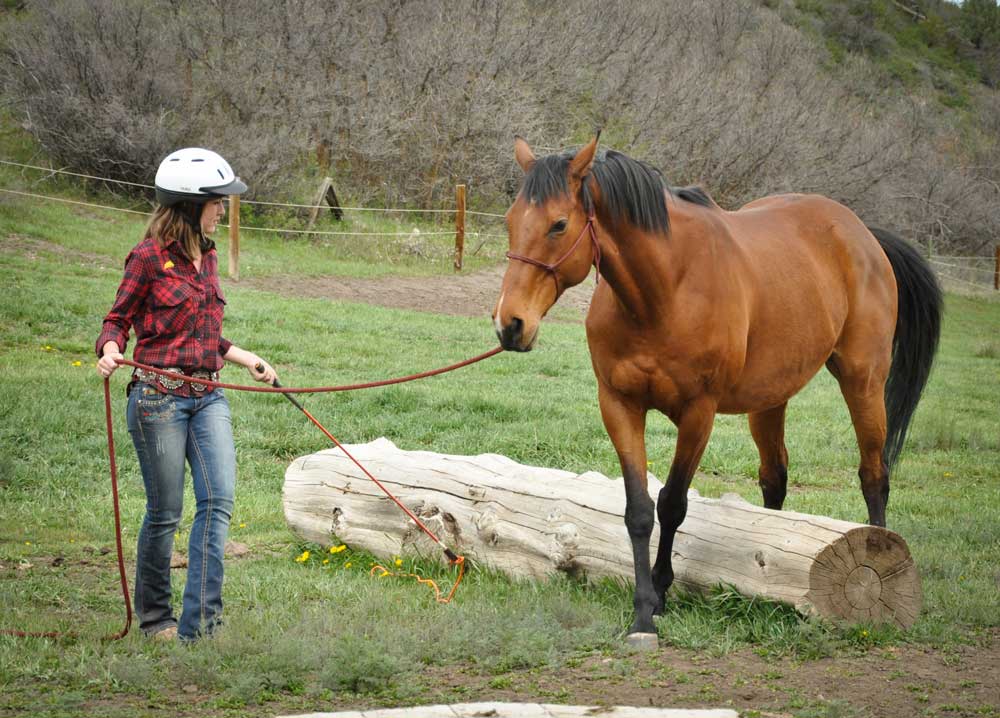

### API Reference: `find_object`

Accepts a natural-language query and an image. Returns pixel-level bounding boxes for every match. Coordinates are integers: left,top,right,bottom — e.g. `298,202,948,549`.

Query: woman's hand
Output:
222,345,279,385
248,357,278,385
97,343,124,378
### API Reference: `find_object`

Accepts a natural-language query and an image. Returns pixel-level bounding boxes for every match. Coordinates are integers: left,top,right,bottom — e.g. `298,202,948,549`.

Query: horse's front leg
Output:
651,399,717,608
597,385,655,635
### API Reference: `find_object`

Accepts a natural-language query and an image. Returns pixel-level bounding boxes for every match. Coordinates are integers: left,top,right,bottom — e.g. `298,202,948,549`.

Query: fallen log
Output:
283,438,921,628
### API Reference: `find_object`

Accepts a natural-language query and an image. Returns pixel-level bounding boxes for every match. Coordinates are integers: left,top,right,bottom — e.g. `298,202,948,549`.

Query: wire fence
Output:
0,187,151,216
3,157,998,290
0,158,506,218
0,186,507,239
927,256,999,295
0,159,513,266
0,158,155,189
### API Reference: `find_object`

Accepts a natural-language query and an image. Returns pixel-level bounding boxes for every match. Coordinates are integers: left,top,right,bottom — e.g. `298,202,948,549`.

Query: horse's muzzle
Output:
497,317,534,352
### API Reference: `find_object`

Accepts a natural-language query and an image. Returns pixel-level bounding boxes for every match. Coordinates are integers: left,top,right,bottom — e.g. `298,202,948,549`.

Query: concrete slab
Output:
624,632,660,652
276,703,740,718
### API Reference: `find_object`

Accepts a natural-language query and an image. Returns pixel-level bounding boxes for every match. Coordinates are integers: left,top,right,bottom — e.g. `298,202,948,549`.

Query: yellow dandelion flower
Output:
394,558,403,567
329,545,346,554
322,559,330,565
163,261,174,270
71,360,82,367
25,541,31,546
379,570,389,578
295,550,310,563
943,472,953,478
344,562,352,568
239,523,246,529
42,345,53,352
861,629,869,637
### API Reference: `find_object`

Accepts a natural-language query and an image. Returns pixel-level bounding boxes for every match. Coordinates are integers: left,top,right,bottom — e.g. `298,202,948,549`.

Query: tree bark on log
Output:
283,438,921,628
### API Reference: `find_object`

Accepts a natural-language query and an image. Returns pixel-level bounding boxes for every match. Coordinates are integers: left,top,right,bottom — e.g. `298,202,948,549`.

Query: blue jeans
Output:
126,383,236,640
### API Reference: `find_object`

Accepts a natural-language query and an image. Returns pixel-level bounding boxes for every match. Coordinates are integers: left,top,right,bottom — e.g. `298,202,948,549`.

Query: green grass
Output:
0,120,507,280
2,153,1000,715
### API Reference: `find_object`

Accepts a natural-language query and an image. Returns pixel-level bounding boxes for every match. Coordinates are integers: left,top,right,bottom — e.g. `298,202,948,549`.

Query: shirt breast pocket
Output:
150,278,197,336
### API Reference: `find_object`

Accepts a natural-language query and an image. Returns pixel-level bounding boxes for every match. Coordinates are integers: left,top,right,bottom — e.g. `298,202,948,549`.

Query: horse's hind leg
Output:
748,403,789,510
827,355,890,527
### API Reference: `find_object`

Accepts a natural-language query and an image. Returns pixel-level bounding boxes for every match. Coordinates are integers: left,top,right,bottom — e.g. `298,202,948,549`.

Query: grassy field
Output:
1,153,999,717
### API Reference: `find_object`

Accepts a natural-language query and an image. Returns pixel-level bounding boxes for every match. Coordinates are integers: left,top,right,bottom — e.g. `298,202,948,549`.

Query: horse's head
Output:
492,134,600,352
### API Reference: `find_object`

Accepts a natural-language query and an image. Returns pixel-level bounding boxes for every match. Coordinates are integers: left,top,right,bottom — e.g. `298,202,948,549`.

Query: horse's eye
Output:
549,219,568,235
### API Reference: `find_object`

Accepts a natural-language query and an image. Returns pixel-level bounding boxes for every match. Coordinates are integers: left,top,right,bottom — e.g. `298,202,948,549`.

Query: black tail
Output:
868,227,942,473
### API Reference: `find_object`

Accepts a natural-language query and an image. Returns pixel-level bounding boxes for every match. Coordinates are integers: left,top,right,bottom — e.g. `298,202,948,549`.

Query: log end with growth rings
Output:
807,526,922,628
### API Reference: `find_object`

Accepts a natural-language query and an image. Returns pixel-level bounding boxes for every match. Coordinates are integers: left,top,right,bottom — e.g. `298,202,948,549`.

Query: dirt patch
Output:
1,234,117,269
5,637,996,717
340,638,998,718
241,267,595,321
3,233,593,320
453,636,1000,717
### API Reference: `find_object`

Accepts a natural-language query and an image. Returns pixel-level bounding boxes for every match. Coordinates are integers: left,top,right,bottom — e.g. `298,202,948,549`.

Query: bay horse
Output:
492,134,941,637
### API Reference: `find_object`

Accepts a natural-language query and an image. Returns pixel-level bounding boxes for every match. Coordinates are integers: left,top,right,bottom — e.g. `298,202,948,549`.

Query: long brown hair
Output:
144,204,202,260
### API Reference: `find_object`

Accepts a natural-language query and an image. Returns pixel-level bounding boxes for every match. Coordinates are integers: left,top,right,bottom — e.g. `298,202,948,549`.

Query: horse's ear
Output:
514,135,536,173
568,133,600,183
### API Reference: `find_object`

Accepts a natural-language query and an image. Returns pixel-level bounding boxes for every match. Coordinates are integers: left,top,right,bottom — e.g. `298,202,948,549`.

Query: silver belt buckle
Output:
190,370,218,393
157,368,185,391
191,371,208,393
135,366,183,391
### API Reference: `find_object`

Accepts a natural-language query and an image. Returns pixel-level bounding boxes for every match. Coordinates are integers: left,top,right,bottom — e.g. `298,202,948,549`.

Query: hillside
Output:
1,0,998,254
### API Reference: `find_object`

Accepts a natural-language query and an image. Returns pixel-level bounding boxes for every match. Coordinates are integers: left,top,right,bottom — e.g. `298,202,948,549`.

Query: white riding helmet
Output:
154,147,248,206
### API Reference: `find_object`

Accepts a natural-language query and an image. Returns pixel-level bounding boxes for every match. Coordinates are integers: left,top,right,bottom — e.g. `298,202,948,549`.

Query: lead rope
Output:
1,379,133,641
1,347,502,640
264,372,467,598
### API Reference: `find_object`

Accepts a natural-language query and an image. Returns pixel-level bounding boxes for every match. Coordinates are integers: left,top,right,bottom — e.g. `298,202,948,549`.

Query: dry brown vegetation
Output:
2,0,999,254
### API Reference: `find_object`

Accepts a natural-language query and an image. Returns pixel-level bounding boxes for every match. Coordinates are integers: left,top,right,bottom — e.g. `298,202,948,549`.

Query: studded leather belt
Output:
132,366,219,394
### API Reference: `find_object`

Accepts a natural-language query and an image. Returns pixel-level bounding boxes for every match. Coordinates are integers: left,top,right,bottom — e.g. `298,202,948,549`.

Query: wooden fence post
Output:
454,184,466,272
308,177,333,228
994,245,999,291
307,177,344,227
228,193,240,281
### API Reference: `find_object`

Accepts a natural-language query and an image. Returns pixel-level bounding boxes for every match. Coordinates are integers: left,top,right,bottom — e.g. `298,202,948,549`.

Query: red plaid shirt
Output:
96,236,232,394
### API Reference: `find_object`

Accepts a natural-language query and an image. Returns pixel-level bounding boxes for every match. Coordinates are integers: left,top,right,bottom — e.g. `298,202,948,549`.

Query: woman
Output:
96,148,276,641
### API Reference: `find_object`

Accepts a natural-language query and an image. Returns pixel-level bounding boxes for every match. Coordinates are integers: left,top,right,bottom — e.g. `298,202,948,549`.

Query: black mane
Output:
520,148,714,235
673,185,715,208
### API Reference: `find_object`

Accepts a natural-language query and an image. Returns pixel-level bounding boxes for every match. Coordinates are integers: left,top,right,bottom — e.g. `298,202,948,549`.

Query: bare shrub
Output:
1,1,182,188
1,0,998,252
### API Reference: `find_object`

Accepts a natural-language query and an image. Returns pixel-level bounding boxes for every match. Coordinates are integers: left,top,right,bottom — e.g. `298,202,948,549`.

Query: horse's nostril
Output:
499,317,525,350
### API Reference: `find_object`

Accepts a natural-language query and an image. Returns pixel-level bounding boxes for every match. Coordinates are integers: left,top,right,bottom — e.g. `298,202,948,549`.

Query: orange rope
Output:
122,360,484,605
370,555,466,604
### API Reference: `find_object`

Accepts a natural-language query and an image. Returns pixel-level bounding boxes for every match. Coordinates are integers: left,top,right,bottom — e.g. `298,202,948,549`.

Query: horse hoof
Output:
625,632,658,652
